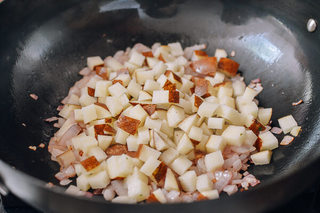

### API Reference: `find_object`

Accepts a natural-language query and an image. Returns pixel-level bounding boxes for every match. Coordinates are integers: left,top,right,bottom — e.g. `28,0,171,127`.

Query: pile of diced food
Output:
48,42,301,203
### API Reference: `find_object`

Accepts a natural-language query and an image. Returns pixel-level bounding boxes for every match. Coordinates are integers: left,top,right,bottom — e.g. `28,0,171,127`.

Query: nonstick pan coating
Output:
0,0,320,212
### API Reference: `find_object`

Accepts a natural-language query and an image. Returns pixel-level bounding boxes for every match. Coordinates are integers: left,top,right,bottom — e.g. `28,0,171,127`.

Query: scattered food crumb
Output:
38,143,45,148
29,93,38,100
251,78,261,84
28,146,37,151
281,91,285,95
45,117,59,122
46,182,54,188
292,99,303,106
230,50,236,57
280,135,294,145
53,123,60,128
22,123,26,127
107,39,113,43
271,127,282,134
102,33,107,37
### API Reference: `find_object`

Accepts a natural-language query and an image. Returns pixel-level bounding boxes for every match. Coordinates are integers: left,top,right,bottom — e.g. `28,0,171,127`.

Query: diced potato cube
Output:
114,128,130,145
152,90,169,104
168,42,184,57
126,135,139,151
178,171,197,192
105,57,124,71
108,82,127,97
290,126,301,137
258,108,272,126
129,51,145,67
139,145,161,162
76,174,90,191
87,170,110,189
136,70,154,85
74,109,83,122
95,80,111,97
178,114,199,133
112,196,137,204
153,131,169,151
278,115,298,134
251,150,272,165
105,97,123,117
167,105,185,128
177,133,194,155
214,48,227,61
140,157,161,176
196,174,213,192
159,147,179,165
204,151,224,172
208,117,225,130
259,131,278,151
200,190,219,200
97,135,113,150
188,126,203,142
138,127,150,144
87,56,104,70
107,154,134,179
152,189,167,203
88,146,107,162
206,135,226,152
144,80,161,94
144,117,162,131
221,125,246,146
138,90,152,101
232,80,246,97
164,168,179,191
197,102,219,118
127,79,142,99
95,104,112,119
170,156,192,175
72,135,98,153
244,130,258,146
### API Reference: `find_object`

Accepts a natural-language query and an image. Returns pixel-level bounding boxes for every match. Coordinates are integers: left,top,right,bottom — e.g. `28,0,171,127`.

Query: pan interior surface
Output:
0,0,320,212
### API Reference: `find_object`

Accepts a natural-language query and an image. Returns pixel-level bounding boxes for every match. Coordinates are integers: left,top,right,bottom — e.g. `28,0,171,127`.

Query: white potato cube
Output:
140,157,161,177
177,133,194,155
188,126,203,142
258,108,272,126
79,93,96,107
114,128,130,145
108,82,126,97
146,57,160,68
178,170,197,192
87,170,110,189
218,86,233,98
204,151,224,172
144,80,161,93
127,79,142,99
160,120,174,138
232,80,246,97
152,189,167,203
290,126,301,137
119,94,130,108
95,81,111,97
168,42,184,56
206,135,226,152
152,61,167,78
138,127,150,144
214,48,227,61
159,147,179,165
208,117,225,130
115,74,131,87
164,168,179,191
251,150,272,165
129,51,145,67
87,56,104,70
127,135,139,151
219,96,235,109
112,196,137,204
138,91,152,101
205,96,219,104
105,97,123,117
167,105,185,127
153,131,169,151
244,130,258,146
72,135,98,153
221,125,246,146
139,145,161,162
242,87,258,102
88,146,107,162
259,131,278,151
74,109,83,122
76,174,90,191
59,104,80,119
178,114,199,133
95,104,112,119
127,104,148,123
196,174,213,192
126,170,150,202
200,190,219,200
195,135,209,152
170,156,192,175
105,57,124,71
107,154,134,179
197,101,219,118
217,105,244,126
97,135,113,150
152,90,169,104
144,117,162,131
278,115,298,134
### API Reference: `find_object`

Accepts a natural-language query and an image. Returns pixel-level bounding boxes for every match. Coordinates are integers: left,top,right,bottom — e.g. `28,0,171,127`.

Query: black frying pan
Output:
1,0,320,212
